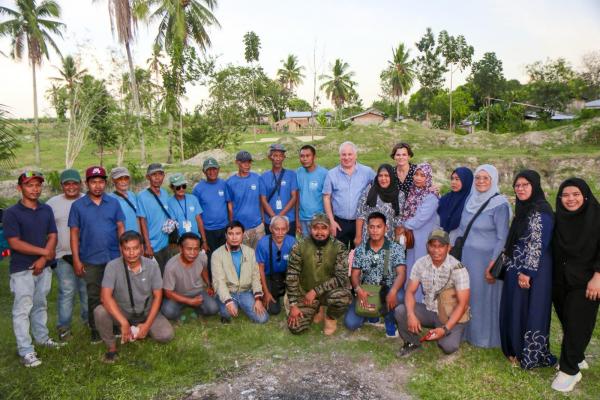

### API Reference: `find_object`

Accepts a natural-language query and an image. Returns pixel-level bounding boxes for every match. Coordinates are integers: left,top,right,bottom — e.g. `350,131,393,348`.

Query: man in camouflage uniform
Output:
286,213,352,335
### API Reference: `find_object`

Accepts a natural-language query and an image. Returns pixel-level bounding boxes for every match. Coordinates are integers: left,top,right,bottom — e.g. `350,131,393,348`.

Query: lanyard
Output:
176,196,188,220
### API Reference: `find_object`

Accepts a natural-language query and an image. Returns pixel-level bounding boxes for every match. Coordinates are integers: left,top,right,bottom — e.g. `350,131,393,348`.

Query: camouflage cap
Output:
427,228,450,245
310,213,330,228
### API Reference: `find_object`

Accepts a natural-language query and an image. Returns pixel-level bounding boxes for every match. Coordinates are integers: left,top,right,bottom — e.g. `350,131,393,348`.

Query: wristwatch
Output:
442,325,450,336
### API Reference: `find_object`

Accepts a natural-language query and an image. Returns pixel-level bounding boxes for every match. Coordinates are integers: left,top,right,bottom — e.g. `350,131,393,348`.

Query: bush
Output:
584,123,600,145
578,108,600,120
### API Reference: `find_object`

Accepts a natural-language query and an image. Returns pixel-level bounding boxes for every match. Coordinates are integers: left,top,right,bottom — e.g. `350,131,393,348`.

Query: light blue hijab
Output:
464,164,508,214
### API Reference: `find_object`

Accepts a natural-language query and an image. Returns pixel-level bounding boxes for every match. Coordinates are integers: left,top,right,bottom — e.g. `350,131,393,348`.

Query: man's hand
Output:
254,299,266,316
201,242,210,253
31,257,47,276
120,322,132,343
407,313,422,334
296,224,303,236
226,301,238,317
207,287,215,297
424,327,446,341
262,291,275,308
353,236,362,247
144,245,154,259
303,289,317,306
136,321,150,340
386,289,399,311
187,295,203,307
356,287,369,307
330,221,341,237
287,305,304,329
586,273,600,301
73,259,85,277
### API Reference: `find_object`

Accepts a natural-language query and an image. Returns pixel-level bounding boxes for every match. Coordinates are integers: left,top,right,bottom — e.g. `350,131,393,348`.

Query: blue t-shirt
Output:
68,194,125,265
226,173,262,230
296,165,328,221
3,202,58,274
231,249,242,278
109,191,140,233
136,188,170,252
192,179,230,231
255,234,296,275
259,169,298,224
167,194,203,236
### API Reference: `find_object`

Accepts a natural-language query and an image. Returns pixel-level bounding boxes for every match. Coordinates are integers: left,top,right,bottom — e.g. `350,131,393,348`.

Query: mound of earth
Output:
183,149,232,167
184,353,412,400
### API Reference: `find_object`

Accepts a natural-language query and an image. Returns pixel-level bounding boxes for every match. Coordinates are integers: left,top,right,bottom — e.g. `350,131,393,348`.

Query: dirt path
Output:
184,352,412,400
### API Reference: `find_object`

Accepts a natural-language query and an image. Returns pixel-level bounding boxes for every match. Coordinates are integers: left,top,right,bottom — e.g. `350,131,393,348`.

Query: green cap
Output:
60,169,81,184
202,157,220,171
428,228,450,245
310,213,330,228
168,173,188,187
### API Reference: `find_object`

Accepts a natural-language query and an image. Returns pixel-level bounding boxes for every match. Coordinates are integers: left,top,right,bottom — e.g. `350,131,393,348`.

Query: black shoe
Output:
90,330,102,344
220,317,231,324
102,351,119,364
113,325,121,338
397,342,422,358
58,327,72,342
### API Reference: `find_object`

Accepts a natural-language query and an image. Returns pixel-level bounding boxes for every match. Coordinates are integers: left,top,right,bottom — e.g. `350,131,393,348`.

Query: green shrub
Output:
584,123,600,145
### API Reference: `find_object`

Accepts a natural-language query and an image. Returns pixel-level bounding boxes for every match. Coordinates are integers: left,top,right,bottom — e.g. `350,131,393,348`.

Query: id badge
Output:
182,220,192,232
275,199,283,210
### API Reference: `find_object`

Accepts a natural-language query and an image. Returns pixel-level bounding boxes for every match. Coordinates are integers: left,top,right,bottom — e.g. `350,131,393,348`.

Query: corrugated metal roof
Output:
584,99,600,108
285,111,313,118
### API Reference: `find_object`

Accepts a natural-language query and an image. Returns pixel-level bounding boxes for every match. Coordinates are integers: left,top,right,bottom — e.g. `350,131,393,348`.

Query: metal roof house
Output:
584,99,600,109
343,108,386,125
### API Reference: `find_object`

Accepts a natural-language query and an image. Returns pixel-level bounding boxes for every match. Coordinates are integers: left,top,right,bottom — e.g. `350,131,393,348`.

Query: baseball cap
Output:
202,157,220,171
110,166,130,180
427,229,450,245
85,166,107,181
310,213,330,228
146,163,165,175
168,173,188,187
269,143,286,154
17,171,44,185
235,150,253,162
59,169,81,184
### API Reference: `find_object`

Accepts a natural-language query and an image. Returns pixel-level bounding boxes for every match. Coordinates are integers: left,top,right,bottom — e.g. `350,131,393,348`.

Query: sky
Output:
1,0,599,118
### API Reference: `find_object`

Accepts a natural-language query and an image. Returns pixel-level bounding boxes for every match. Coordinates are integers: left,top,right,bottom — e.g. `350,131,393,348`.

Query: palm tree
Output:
277,54,304,93
381,43,415,121
143,0,220,162
0,0,65,167
103,0,147,164
146,43,165,124
0,104,19,168
319,58,356,120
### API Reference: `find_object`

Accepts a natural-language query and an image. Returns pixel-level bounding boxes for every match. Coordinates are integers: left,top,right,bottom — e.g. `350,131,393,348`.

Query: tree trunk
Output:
449,66,453,132
125,42,146,165
167,113,174,164
99,142,104,167
396,95,400,122
179,111,184,161
32,63,40,167
65,92,75,168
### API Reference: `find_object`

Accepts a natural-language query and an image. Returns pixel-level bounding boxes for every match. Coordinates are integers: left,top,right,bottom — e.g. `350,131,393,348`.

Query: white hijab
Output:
464,164,507,214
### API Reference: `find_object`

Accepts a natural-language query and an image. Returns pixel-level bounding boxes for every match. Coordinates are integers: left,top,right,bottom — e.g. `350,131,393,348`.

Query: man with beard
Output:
286,213,352,335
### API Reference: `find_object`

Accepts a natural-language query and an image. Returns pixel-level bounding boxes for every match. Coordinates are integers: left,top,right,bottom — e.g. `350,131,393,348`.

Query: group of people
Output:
1,140,598,394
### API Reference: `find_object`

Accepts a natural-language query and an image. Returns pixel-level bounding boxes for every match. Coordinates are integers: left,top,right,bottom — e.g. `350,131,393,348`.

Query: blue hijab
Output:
437,167,473,232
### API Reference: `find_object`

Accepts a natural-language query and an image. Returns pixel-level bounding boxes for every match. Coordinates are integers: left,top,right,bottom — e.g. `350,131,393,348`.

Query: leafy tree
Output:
438,30,474,130
277,54,305,94
431,86,474,129
0,0,65,166
372,98,406,119
415,28,446,121
380,43,415,121
243,31,261,128
468,52,505,108
287,97,311,112
320,58,357,121
476,102,527,133
408,88,435,120
0,105,19,167
525,58,576,111
579,51,600,100
46,84,67,121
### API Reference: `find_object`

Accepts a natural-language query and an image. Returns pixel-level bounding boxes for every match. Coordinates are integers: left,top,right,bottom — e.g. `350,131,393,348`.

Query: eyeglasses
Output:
514,183,531,190
174,184,187,190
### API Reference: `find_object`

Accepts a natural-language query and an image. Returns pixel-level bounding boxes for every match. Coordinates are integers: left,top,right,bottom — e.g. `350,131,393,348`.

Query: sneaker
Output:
220,317,231,324
58,328,72,342
397,342,422,358
555,360,590,371
40,338,66,349
384,319,398,337
551,371,582,392
365,317,384,328
91,330,102,344
386,329,399,338
102,351,119,364
21,352,42,368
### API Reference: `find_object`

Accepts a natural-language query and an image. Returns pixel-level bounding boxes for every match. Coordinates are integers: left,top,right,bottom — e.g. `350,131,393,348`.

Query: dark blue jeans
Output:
344,290,404,333
217,291,269,324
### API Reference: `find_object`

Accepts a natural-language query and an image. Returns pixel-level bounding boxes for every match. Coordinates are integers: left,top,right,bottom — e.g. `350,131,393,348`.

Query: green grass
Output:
0,258,598,399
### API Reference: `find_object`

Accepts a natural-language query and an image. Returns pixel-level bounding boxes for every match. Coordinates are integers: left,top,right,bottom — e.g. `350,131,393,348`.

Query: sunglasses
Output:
276,249,282,262
18,171,44,183
174,184,187,190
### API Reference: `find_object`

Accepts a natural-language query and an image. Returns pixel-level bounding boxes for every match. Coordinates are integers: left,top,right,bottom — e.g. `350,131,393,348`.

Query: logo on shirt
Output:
283,254,289,261
309,181,319,190
281,180,287,186
190,206,195,212
250,184,257,190
218,190,224,197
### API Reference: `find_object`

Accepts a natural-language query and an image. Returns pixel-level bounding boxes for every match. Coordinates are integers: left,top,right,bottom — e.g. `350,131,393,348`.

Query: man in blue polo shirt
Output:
255,216,296,315
226,151,264,249
323,141,375,249
4,171,61,367
109,166,140,233
260,144,298,235
137,163,173,273
167,173,208,251
192,157,230,270
69,166,125,343
295,144,328,237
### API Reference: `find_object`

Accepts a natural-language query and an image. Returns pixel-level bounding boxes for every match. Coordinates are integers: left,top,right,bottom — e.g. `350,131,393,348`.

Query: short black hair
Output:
367,211,387,225
390,142,414,158
299,144,316,155
226,220,245,233
178,232,201,246
119,230,143,246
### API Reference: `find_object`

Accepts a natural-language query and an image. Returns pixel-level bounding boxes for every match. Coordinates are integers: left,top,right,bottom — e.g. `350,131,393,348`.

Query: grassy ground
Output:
0,258,598,400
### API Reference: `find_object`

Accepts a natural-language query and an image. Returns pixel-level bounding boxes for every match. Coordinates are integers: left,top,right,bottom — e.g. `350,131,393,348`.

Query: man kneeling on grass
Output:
95,231,174,363
211,221,268,324
161,232,219,320
395,229,470,356
286,213,352,335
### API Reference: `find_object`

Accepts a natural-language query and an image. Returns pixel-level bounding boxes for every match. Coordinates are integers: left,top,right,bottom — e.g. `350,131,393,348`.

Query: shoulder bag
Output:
147,189,180,245
122,261,150,325
435,263,470,324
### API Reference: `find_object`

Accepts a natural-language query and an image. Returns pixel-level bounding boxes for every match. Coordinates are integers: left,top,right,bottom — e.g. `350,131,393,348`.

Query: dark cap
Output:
146,163,165,175
427,228,450,245
18,171,44,185
60,169,81,184
269,143,286,154
236,151,253,162
202,157,220,171
85,166,107,181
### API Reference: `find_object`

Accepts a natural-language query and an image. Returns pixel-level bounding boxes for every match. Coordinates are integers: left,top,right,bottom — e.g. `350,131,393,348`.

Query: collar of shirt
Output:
366,238,390,254
83,193,109,206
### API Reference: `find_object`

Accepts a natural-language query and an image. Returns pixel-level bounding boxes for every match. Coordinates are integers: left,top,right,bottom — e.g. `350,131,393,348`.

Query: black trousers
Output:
334,216,356,250
205,228,227,278
82,263,106,333
553,283,600,375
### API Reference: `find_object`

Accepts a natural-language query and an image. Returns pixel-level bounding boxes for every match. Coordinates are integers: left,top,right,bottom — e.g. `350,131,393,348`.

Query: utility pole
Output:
486,97,490,132
311,41,317,143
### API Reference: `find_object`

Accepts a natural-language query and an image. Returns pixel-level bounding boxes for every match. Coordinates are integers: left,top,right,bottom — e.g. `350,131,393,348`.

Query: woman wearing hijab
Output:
499,170,556,369
456,164,511,348
355,164,406,246
437,167,474,243
551,178,600,393
398,163,440,301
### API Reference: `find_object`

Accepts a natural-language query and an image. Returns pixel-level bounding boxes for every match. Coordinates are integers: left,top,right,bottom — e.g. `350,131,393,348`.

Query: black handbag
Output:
490,251,506,280
450,194,499,260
